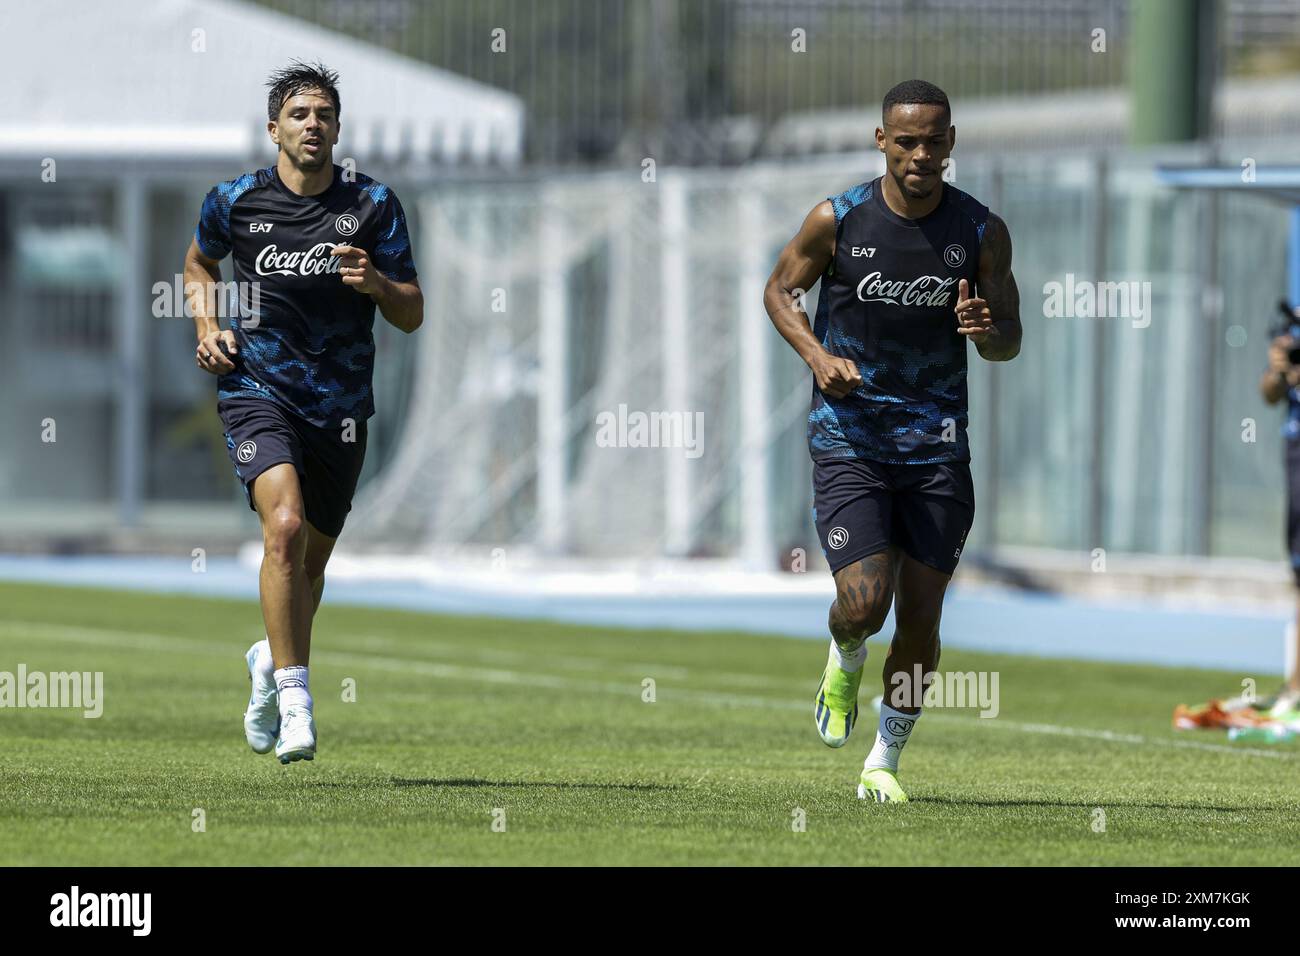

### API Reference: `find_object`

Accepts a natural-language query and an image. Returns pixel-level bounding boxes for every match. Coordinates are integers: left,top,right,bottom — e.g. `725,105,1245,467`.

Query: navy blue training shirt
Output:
194,164,417,428
808,177,989,464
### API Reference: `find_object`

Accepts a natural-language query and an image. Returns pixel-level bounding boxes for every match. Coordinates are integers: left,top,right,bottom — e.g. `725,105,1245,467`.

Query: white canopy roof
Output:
0,0,524,166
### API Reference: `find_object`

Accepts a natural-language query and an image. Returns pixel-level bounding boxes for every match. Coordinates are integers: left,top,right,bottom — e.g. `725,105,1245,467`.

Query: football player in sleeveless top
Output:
764,80,1022,802
184,62,423,765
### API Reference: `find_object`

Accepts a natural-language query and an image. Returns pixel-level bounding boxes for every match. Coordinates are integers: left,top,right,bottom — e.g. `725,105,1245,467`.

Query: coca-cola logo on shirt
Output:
254,242,345,277
856,272,956,307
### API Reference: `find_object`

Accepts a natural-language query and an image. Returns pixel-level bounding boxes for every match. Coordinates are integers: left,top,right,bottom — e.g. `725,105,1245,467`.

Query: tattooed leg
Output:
828,550,895,648
813,550,895,749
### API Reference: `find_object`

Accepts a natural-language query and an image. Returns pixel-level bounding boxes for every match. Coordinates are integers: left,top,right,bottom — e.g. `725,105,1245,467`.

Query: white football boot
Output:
242,639,279,754
275,705,317,764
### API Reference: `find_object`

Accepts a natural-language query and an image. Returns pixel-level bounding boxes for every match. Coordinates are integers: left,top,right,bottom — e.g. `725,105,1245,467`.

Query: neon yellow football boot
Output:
814,647,863,748
857,767,909,803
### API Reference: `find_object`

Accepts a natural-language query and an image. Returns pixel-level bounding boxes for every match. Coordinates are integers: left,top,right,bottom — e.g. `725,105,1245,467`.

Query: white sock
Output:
830,637,868,673
275,665,312,713
863,702,920,773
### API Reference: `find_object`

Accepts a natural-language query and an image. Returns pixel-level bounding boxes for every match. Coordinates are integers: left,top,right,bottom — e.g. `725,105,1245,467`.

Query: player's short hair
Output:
266,61,341,122
881,79,950,124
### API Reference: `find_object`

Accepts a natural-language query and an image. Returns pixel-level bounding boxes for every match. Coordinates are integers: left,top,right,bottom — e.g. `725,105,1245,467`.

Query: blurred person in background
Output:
1257,303,1300,714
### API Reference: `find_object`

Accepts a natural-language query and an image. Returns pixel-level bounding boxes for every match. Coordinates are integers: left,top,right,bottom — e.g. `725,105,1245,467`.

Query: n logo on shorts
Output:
237,440,257,464
828,526,850,550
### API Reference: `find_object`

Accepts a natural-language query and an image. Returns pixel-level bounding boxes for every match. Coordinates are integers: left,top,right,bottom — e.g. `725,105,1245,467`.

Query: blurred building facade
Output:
0,0,522,547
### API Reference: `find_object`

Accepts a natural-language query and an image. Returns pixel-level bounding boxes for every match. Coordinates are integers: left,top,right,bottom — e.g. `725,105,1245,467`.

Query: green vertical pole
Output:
1129,0,1213,145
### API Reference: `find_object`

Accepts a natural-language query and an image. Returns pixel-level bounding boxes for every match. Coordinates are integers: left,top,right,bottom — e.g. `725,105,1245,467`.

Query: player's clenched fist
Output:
332,245,381,294
196,329,238,375
955,277,995,342
811,351,864,399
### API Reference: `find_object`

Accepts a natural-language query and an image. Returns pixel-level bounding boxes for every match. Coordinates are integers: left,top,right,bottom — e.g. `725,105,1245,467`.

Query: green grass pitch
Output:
1,580,1298,866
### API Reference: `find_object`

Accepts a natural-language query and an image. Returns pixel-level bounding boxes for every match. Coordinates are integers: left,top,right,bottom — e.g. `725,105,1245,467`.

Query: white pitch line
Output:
2,619,1293,761
348,631,695,682
937,715,1293,760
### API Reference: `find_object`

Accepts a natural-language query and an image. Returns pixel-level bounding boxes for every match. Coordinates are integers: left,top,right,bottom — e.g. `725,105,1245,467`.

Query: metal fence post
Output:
661,173,692,556
538,186,568,553
737,179,773,569
116,177,147,529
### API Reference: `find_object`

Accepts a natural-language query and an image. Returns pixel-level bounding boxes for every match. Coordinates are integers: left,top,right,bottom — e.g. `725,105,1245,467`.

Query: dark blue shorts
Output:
812,456,975,576
218,397,367,538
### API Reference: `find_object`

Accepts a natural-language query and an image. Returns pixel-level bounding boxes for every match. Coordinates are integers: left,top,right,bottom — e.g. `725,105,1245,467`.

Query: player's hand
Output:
1269,334,1294,376
196,329,237,375
810,350,863,399
955,278,996,342
332,245,383,295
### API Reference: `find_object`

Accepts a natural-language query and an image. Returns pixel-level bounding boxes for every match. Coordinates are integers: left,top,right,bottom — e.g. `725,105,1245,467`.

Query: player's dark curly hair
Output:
882,79,950,123
266,61,341,122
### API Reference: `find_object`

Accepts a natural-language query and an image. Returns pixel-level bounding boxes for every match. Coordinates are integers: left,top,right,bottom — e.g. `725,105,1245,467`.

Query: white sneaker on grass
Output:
243,640,279,754
275,706,316,764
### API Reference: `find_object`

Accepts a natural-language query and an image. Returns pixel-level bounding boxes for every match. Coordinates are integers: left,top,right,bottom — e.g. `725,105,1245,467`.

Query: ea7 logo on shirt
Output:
249,223,273,233
335,213,359,237
827,526,850,550
237,440,257,463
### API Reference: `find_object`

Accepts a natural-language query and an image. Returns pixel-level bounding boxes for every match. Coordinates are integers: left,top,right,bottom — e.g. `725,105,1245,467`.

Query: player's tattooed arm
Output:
332,245,424,333
764,201,864,398
958,212,1022,362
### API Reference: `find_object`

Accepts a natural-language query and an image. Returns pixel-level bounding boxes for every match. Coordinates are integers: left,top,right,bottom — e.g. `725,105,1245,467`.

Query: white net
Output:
348,161,869,564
